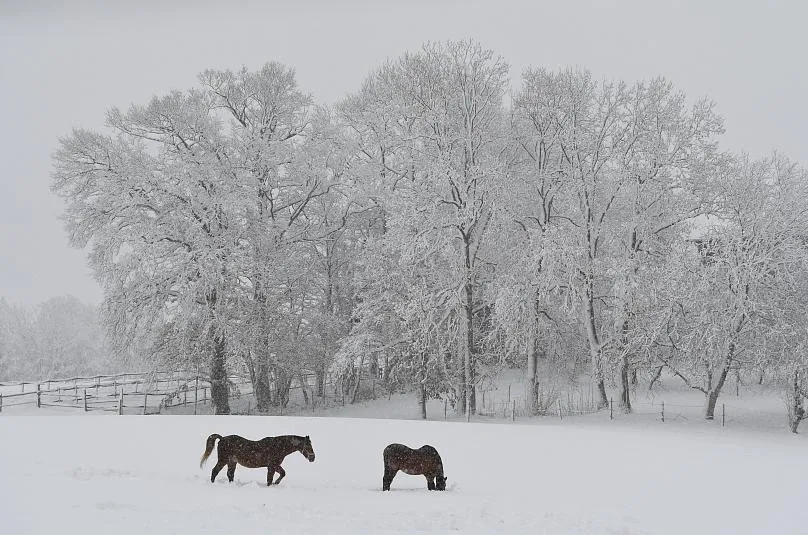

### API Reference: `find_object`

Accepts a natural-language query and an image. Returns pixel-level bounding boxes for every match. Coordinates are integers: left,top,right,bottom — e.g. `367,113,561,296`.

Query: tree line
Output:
50,40,808,431
0,295,115,381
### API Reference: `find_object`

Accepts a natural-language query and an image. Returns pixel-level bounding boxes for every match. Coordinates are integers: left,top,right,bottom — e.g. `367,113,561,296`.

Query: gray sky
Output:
1,0,806,305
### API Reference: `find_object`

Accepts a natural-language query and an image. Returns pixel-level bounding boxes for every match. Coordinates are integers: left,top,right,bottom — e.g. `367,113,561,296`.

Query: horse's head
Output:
436,475,447,491
300,435,316,462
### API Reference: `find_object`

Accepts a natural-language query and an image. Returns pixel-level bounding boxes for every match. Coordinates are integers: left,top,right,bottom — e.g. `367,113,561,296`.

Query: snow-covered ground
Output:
1,414,806,534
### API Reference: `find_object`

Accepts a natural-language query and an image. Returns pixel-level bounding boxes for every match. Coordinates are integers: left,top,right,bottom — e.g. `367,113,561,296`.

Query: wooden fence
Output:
0,371,253,415
0,365,386,415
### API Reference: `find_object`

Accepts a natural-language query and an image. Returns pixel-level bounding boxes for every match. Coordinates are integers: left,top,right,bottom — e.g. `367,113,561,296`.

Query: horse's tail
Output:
200,434,222,468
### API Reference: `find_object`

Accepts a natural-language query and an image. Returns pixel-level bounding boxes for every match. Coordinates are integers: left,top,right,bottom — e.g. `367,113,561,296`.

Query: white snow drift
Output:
1,415,806,534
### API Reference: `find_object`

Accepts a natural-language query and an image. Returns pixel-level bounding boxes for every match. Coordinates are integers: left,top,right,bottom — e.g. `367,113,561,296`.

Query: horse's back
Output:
384,443,440,456
384,443,441,472
220,434,251,446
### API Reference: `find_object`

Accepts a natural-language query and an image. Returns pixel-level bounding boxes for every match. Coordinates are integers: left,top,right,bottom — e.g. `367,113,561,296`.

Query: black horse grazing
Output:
382,443,447,491
200,434,315,486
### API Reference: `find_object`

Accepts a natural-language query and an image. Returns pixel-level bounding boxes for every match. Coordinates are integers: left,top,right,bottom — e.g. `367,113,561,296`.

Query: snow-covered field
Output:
1,414,806,534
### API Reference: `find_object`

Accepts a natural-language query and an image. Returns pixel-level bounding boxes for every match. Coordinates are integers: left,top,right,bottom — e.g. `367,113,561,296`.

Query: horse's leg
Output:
426,474,435,491
273,465,286,485
382,467,396,491
226,461,237,483
211,460,226,483
266,467,275,487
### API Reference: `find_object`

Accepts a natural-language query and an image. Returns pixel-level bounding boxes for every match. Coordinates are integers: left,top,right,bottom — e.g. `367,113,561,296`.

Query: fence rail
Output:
0,370,258,415
0,368,358,415
6,373,766,428
466,381,793,432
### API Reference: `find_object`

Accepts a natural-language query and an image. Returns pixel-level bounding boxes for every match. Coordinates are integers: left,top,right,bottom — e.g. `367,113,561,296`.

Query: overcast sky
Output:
1,0,806,305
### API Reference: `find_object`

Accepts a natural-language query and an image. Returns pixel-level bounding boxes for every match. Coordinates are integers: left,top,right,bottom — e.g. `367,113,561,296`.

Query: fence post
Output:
83,389,88,412
512,399,516,422
609,397,613,420
184,387,188,406
143,393,148,415
722,403,725,427
661,401,665,423
36,383,41,408
247,400,251,415
194,376,199,415
508,384,511,406
557,399,562,421
0,393,3,413
118,392,124,415
444,398,447,420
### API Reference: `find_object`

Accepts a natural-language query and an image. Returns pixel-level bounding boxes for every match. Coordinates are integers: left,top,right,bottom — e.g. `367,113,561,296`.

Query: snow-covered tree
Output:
603,78,723,412
0,295,113,381
501,69,723,411
648,154,808,419
51,63,339,414
338,40,509,418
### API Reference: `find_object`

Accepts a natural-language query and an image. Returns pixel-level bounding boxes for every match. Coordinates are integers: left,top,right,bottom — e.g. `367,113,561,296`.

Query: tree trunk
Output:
618,353,631,413
470,372,476,414
319,248,335,400
705,334,741,420
350,356,364,404
209,333,230,415
618,314,632,413
272,369,293,408
526,328,539,415
455,383,466,417
649,365,663,391
206,289,230,415
299,374,310,407
420,382,427,420
789,369,805,434
583,286,609,408
315,366,326,398
704,366,730,420
253,353,272,413
250,286,272,413
279,375,293,408
370,356,379,400
463,241,476,419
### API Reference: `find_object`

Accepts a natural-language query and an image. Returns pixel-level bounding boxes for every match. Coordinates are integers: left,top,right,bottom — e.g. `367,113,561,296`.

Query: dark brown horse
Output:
382,443,447,491
200,433,315,486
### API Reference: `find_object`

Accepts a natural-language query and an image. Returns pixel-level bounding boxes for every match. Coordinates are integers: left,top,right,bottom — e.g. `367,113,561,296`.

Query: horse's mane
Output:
276,435,307,446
